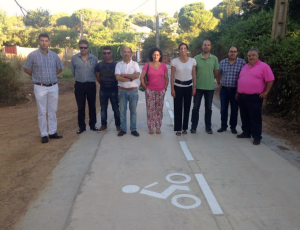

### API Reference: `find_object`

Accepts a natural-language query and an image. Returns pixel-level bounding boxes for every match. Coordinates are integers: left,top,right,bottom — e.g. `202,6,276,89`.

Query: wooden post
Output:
271,0,289,40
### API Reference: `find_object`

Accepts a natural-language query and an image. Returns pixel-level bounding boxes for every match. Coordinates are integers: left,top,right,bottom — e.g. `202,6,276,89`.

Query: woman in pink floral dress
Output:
140,48,169,134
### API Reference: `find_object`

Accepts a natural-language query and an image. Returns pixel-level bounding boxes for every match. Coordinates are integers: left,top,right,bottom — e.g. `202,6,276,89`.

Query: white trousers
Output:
34,84,59,137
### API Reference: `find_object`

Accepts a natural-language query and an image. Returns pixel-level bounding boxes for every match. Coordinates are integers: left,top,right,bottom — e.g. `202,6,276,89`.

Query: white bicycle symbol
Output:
122,173,201,209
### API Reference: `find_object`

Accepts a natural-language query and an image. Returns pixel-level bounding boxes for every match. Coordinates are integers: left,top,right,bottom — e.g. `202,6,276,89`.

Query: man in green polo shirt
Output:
190,40,219,134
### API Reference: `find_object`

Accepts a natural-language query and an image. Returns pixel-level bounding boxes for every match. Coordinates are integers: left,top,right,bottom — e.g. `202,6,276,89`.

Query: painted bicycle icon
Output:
122,173,201,209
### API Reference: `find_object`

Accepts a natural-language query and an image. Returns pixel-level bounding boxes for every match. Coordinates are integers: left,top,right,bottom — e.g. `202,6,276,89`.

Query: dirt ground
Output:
0,82,299,230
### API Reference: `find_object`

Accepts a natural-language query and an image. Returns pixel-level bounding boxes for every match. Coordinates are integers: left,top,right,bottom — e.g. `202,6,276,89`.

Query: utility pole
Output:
271,0,289,40
155,0,160,48
80,14,83,40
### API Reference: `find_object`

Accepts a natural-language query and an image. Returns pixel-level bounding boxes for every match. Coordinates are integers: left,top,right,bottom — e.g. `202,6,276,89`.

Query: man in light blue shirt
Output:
71,40,98,134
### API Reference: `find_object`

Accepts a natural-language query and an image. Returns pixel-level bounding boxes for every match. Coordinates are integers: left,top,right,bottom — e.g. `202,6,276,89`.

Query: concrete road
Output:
17,71,300,230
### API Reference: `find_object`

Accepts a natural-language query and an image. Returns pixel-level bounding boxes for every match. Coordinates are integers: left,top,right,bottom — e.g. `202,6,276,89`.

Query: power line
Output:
13,0,28,16
127,0,151,15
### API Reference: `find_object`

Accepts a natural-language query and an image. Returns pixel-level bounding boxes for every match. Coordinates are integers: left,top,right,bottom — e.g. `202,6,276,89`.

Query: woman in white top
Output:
170,43,197,136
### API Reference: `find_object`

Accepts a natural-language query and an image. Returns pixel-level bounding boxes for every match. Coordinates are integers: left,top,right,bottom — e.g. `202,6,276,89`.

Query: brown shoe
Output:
98,125,107,132
116,125,121,131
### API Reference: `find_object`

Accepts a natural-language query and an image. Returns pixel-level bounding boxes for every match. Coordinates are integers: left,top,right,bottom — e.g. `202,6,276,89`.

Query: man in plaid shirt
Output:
217,46,246,134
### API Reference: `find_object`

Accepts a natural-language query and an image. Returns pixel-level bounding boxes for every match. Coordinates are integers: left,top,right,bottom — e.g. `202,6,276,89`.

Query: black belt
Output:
34,82,57,87
175,79,193,85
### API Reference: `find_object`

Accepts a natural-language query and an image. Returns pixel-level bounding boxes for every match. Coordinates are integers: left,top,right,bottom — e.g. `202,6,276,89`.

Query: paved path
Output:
16,69,300,230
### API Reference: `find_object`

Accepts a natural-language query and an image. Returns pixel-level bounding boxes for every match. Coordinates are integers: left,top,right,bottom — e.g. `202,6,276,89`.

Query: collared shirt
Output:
23,48,64,84
194,53,219,90
238,60,275,94
219,57,246,87
71,53,98,83
115,60,140,88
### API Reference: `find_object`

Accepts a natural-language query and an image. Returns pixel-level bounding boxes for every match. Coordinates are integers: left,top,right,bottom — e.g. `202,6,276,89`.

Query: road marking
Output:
179,141,194,161
171,194,201,209
195,174,224,215
168,110,174,119
165,101,170,108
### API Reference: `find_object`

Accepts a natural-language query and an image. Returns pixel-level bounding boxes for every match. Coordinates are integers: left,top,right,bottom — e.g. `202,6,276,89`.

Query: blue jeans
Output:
238,93,263,140
118,88,138,132
220,87,238,130
100,90,120,126
191,89,214,130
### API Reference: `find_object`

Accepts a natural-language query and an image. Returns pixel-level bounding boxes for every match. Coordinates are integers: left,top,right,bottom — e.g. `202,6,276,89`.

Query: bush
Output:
58,68,73,79
0,55,26,106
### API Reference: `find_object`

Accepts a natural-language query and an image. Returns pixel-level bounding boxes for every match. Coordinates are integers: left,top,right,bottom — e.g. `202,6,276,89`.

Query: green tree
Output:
212,0,239,19
130,13,154,28
70,9,107,31
24,8,50,28
104,11,127,30
0,10,11,46
50,12,70,27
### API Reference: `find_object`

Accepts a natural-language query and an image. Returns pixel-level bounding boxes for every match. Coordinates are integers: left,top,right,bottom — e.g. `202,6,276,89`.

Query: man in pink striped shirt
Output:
236,49,274,145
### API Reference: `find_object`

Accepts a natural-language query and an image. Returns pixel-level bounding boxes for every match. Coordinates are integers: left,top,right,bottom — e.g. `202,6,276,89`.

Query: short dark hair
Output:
229,46,238,52
78,39,89,47
148,47,163,62
39,33,50,40
248,48,259,54
178,43,188,50
103,46,112,51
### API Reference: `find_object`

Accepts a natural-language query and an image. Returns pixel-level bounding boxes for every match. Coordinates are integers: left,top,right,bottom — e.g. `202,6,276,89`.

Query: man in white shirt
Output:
115,47,140,137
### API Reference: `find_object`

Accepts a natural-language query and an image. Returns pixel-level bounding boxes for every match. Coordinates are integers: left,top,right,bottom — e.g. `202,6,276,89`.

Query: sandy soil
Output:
0,82,299,230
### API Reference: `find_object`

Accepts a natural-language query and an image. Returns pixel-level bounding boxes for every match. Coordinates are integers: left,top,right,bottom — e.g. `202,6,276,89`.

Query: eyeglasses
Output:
229,51,237,53
103,52,111,55
79,47,88,49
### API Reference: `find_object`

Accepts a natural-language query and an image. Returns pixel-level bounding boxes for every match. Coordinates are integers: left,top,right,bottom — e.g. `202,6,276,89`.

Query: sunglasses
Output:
80,47,88,49
103,52,111,55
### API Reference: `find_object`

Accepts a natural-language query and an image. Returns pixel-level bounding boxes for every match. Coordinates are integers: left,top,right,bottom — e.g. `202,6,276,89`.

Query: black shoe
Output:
236,133,251,138
231,128,237,134
41,136,49,143
49,133,63,139
90,126,98,131
217,127,227,132
77,128,86,134
131,131,140,137
190,129,196,133
118,131,126,136
253,140,261,145
205,129,213,134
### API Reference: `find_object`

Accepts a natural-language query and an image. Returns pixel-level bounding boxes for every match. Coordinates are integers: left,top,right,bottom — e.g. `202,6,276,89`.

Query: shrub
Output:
0,55,26,106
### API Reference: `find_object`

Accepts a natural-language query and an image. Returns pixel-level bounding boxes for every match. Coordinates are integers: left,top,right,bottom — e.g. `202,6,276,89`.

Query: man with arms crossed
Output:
217,46,246,134
191,40,219,134
71,40,98,134
236,49,274,145
24,33,64,143
95,46,120,132
115,47,140,137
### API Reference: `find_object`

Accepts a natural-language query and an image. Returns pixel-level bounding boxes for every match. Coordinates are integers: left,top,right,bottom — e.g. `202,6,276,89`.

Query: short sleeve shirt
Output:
171,57,196,87
142,62,168,91
238,60,275,94
115,60,140,88
23,49,64,84
95,61,118,92
194,53,219,90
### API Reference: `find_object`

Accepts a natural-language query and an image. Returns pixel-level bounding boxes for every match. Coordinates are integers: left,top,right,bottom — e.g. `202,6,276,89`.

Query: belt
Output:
175,79,193,85
118,86,137,91
34,82,57,87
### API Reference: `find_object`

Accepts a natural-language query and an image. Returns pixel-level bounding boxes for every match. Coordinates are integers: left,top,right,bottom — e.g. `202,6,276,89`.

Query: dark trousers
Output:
220,87,238,130
100,90,120,126
174,85,192,131
75,81,97,129
238,93,263,140
191,89,214,130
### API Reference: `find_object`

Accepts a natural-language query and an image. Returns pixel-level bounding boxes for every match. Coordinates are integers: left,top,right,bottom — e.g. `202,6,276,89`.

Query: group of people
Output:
23,34,274,146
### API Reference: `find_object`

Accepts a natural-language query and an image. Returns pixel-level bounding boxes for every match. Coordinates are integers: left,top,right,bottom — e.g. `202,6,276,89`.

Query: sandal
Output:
156,127,161,134
176,131,181,136
182,130,187,135
149,128,154,134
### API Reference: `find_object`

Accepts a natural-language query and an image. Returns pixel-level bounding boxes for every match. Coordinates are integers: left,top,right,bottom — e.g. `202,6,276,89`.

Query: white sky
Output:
2,0,223,17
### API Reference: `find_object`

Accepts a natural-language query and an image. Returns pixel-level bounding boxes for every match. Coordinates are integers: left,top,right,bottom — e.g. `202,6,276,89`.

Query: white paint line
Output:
144,182,158,189
195,174,224,215
179,141,194,161
165,101,170,108
168,110,174,119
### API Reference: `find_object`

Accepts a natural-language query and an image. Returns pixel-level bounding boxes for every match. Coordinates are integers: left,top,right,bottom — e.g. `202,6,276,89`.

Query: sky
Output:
2,0,223,17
